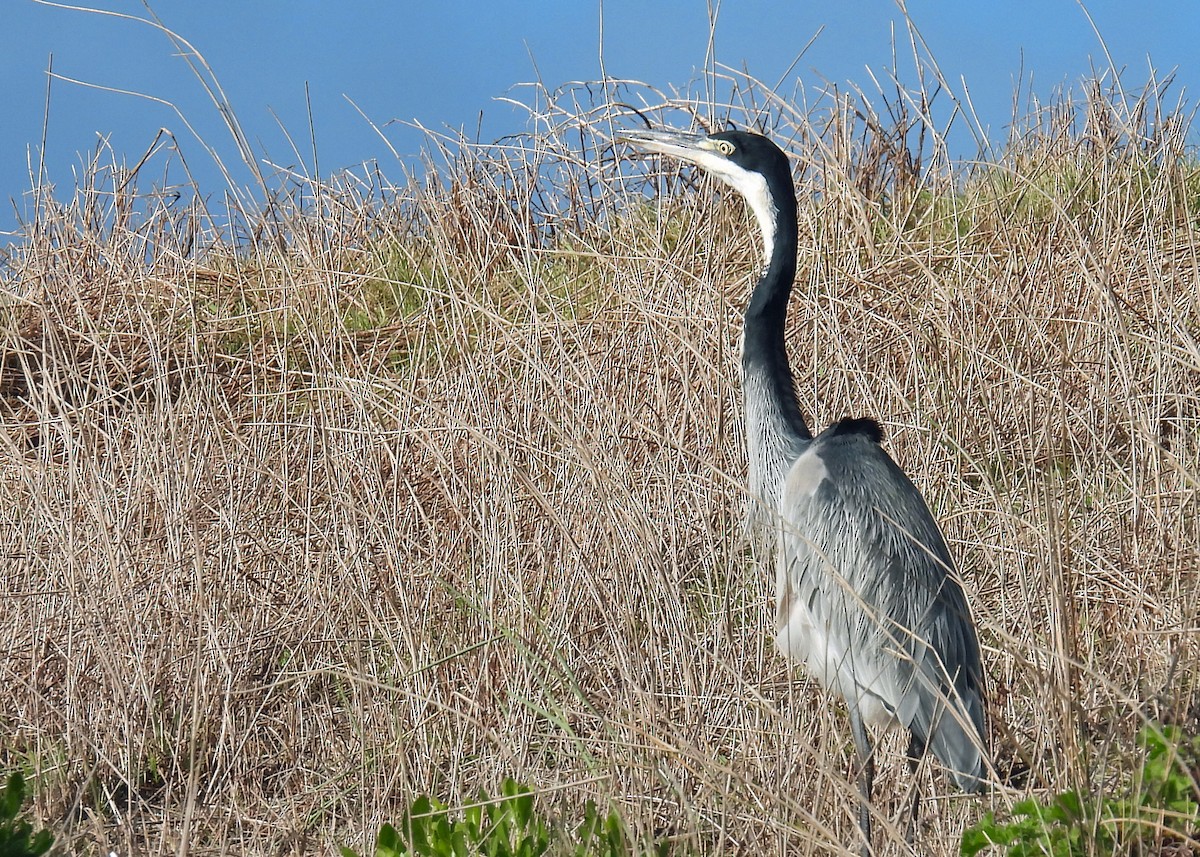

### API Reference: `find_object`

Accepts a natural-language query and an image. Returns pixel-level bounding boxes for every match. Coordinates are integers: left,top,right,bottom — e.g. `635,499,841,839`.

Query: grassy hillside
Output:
1,70,1198,855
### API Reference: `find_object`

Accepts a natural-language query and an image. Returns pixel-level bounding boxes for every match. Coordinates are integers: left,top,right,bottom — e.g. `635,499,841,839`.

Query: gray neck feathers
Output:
742,365,808,554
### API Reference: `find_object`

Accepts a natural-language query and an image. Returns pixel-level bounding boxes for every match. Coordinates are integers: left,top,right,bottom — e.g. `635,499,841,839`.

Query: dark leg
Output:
849,709,875,857
905,732,926,847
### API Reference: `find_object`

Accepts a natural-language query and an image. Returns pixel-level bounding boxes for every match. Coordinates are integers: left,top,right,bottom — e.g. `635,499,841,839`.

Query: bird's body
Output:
620,127,986,854
772,418,984,788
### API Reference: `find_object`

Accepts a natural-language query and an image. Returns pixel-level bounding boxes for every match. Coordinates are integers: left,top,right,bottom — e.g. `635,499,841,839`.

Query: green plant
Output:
343,779,643,857
961,725,1200,856
0,772,53,857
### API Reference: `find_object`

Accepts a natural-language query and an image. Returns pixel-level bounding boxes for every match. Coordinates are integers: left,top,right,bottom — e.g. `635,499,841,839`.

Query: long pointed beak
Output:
617,129,711,164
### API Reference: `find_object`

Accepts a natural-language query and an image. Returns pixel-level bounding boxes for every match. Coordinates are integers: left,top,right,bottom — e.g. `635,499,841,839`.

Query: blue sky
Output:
2,1,1198,242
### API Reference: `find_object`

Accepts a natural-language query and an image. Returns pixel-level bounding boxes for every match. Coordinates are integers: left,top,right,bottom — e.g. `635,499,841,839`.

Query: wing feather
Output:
774,427,985,788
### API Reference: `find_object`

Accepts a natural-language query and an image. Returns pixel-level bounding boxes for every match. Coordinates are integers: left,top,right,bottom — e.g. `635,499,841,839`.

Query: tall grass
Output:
1,57,1198,856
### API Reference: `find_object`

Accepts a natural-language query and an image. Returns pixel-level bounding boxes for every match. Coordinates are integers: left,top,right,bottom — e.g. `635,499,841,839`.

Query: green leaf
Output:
959,816,1002,856
0,773,24,823
504,782,534,830
463,800,484,840
450,827,469,857
603,811,626,851
431,813,456,856
376,822,404,857
1052,790,1084,821
574,800,599,846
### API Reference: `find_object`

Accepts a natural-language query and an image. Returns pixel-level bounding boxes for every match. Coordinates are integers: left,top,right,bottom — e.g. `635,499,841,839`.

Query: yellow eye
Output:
715,140,735,156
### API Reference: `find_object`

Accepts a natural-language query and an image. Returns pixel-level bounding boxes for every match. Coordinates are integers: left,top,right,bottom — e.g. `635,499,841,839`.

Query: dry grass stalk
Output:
0,66,1198,856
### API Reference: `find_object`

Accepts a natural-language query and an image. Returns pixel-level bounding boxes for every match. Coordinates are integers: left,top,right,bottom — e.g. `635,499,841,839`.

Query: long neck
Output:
740,176,810,534
741,177,810,443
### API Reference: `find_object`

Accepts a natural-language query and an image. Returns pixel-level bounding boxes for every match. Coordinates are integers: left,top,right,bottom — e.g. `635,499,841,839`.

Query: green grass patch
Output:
343,780,665,857
0,772,53,857
962,725,1200,856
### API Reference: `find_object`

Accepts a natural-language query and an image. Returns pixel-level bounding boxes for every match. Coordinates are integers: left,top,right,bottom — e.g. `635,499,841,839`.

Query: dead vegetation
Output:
0,61,1198,856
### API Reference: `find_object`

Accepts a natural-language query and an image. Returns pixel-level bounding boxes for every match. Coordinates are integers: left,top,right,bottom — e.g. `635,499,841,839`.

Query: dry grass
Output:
1,63,1199,857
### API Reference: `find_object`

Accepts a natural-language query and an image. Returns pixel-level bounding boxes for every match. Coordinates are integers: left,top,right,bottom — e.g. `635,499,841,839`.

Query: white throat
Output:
717,168,776,266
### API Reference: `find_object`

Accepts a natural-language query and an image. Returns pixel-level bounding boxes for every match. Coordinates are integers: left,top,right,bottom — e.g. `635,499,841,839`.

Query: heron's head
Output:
619,128,793,264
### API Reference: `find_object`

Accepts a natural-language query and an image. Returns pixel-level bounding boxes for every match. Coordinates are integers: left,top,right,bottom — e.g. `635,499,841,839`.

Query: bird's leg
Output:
849,709,875,857
905,733,927,847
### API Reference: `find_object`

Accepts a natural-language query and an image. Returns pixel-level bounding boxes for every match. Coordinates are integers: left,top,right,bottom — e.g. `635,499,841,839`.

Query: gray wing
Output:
775,420,985,789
